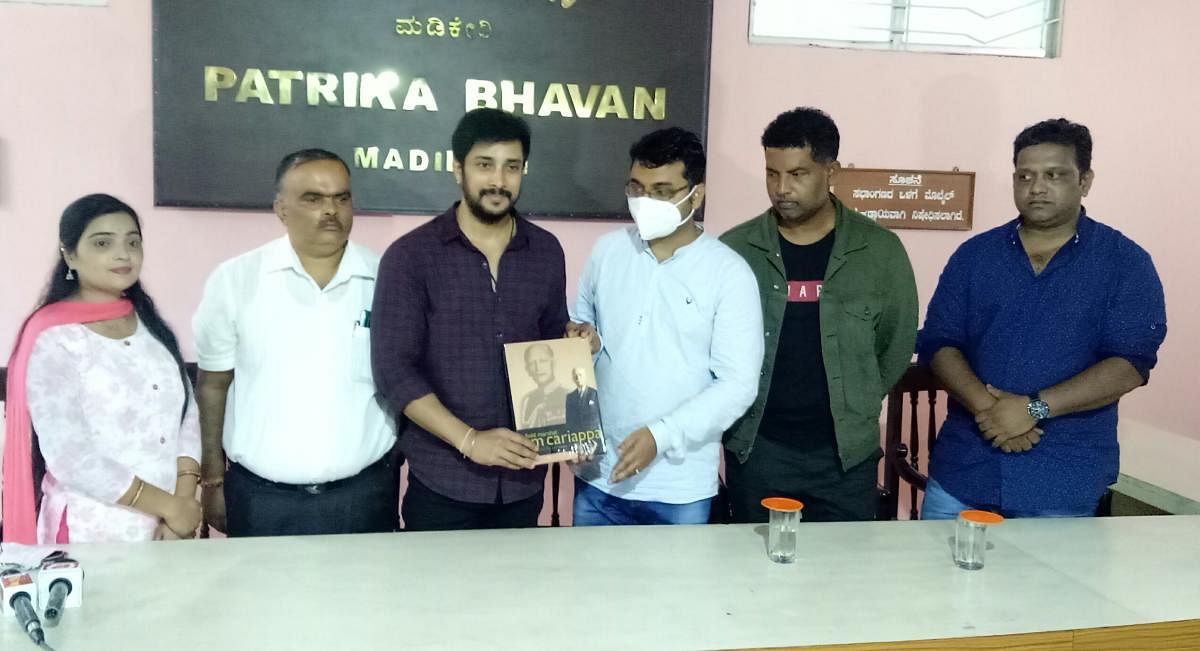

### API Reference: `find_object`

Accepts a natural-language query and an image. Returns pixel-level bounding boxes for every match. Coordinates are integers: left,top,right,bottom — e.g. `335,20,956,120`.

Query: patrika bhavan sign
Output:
152,0,714,218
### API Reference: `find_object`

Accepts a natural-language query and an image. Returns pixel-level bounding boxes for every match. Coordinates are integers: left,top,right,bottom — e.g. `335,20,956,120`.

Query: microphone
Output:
37,558,82,627
0,568,49,648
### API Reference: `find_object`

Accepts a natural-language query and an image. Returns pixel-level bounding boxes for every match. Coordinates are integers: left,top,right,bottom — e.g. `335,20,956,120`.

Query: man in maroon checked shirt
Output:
370,108,573,531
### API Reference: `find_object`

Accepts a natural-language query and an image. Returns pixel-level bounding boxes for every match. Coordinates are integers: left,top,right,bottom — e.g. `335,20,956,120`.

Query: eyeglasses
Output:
624,181,691,202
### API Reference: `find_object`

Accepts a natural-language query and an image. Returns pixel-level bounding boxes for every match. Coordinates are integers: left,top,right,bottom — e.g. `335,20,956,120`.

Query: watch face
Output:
1028,399,1051,421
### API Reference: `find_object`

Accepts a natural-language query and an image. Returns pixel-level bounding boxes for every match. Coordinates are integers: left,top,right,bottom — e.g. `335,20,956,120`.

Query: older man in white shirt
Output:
193,149,397,537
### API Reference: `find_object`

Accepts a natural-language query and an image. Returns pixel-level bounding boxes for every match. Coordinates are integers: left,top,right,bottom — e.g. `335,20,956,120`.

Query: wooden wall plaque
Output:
832,167,975,231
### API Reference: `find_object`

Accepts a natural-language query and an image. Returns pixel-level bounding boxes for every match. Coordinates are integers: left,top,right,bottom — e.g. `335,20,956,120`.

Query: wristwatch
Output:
1027,391,1051,422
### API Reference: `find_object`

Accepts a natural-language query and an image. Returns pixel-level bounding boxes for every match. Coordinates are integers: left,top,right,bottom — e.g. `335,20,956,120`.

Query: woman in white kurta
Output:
1,193,203,544
26,319,201,542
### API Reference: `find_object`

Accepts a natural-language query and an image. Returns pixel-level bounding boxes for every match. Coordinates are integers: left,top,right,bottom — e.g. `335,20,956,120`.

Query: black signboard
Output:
152,0,714,217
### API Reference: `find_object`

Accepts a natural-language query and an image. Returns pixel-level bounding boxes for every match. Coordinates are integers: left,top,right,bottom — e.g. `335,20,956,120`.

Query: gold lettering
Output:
427,17,445,37
354,147,380,169
633,86,667,120
383,148,404,170
402,78,438,111
395,17,423,36
204,66,237,102
409,149,429,171
307,73,339,106
537,83,572,117
595,85,628,119
567,84,601,118
465,79,499,110
234,68,273,104
358,71,398,110
501,80,536,115
267,70,304,105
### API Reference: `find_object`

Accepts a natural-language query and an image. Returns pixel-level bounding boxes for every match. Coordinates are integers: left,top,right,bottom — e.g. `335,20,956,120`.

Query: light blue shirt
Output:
573,226,764,504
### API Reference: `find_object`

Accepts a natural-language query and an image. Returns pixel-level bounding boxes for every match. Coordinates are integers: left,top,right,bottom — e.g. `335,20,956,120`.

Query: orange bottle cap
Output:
761,497,804,512
959,509,1004,525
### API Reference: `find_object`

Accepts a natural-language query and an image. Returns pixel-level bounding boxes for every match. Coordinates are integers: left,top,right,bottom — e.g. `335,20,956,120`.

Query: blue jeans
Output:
920,479,1097,520
572,478,713,526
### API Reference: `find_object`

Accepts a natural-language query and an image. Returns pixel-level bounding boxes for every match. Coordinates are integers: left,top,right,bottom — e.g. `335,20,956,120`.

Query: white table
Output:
3,516,1199,650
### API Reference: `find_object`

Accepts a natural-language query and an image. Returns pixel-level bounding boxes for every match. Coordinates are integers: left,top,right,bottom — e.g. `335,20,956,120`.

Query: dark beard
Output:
464,189,516,224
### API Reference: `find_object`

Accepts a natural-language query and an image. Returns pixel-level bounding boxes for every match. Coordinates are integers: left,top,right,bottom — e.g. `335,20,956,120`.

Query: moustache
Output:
479,188,513,200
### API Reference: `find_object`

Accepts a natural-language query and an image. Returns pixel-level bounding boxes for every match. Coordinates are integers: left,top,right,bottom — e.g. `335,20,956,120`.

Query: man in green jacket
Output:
720,107,918,522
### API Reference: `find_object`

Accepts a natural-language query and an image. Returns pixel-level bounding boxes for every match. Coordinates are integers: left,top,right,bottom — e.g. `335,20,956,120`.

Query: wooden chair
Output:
879,364,943,521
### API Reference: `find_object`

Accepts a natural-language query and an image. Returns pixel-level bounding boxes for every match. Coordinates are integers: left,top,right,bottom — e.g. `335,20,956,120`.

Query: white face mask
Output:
627,186,698,241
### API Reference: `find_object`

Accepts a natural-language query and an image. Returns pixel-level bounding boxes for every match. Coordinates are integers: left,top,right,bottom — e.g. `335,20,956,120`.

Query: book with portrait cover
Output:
502,337,606,465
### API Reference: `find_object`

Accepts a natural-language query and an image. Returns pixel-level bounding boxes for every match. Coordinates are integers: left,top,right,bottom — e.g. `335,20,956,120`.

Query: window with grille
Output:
749,0,1063,58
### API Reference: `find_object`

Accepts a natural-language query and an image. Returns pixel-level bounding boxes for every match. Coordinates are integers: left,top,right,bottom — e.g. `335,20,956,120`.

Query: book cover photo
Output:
502,337,606,465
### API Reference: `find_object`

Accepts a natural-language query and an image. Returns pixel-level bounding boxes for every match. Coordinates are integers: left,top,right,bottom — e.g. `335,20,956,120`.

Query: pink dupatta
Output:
2,299,133,543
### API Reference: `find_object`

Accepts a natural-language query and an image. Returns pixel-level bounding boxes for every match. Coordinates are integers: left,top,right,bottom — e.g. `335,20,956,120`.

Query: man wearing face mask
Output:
566,127,763,526
721,107,918,523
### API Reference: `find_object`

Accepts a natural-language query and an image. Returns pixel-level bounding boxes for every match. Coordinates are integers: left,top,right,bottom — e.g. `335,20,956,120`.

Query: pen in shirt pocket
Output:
356,309,372,328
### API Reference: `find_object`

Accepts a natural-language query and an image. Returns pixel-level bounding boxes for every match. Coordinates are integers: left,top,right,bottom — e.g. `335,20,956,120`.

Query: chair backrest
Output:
880,364,944,520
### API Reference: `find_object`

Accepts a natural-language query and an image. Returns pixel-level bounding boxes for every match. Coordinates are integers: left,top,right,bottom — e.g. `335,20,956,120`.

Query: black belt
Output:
230,455,389,495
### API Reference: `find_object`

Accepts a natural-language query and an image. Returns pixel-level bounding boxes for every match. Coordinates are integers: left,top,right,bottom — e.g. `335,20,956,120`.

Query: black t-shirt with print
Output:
757,230,837,451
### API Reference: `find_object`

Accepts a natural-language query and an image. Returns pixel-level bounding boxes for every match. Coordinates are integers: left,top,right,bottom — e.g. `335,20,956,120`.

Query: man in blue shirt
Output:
918,118,1167,519
567,128,763,525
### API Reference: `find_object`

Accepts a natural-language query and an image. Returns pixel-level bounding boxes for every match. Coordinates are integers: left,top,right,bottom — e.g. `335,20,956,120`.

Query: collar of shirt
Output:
432,203,531,252
1008,208,1093,245
1005,210,1095,276
744,194,869,264
262,236,376,289
630,224,711,263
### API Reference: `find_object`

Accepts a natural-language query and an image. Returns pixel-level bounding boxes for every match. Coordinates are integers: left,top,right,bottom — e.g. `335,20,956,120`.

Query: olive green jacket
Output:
720,196,918,470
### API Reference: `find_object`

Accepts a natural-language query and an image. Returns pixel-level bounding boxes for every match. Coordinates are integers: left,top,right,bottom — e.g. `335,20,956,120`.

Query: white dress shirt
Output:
193,236,395,484
573,227,764,504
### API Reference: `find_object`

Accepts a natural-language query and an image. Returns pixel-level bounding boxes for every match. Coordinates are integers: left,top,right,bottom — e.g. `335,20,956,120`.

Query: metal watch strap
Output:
1028,391,1050,421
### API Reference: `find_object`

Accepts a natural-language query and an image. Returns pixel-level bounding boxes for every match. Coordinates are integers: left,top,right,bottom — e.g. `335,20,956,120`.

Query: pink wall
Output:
1,0,1196,460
